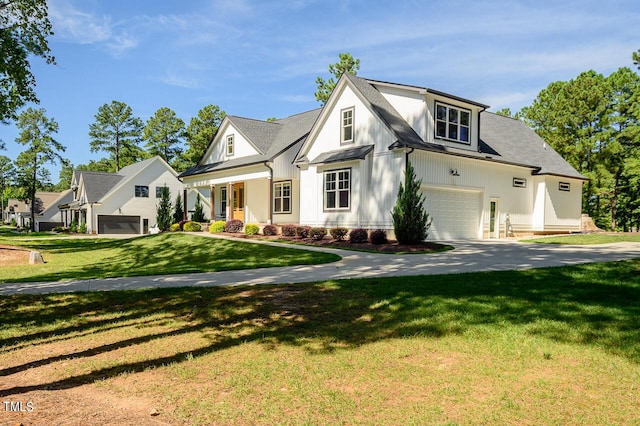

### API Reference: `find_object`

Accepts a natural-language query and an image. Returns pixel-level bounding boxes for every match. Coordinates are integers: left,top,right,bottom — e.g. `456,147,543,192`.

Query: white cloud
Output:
49,0,112,44
160,70,200,89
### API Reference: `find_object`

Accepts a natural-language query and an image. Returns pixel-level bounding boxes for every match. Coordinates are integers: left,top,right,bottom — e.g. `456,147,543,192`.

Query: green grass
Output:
1,260,639,424
0,232,340,283
525,233,640,244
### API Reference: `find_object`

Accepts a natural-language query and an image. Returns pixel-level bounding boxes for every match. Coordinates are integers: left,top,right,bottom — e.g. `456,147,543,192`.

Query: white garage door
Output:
422,188,481,240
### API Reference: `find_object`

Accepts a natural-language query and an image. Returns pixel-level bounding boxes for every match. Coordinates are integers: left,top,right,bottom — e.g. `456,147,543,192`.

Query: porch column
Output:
214,185,216,222
227,182,232,221
267,177,272,224
183,189,188,221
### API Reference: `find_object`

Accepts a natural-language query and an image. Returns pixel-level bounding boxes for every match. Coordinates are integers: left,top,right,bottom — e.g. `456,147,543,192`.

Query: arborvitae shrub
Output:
391,161,431,244
349,228,368,243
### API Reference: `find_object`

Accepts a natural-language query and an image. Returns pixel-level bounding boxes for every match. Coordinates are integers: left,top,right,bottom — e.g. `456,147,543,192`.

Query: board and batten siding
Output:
410,151,538,236
202,123,259,165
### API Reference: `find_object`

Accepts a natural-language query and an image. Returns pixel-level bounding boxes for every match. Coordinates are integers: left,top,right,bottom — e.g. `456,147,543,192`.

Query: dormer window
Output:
436,102,470,144
226,135,234,156
341,107,354,144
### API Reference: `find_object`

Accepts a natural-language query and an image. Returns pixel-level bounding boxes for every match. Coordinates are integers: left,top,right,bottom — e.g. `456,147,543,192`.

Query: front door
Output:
233,183,244,221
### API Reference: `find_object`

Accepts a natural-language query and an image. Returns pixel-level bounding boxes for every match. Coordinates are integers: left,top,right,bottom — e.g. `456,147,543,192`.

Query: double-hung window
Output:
226,135,234,156
341,107,354,144
273,181,292,214
324,169,350,210
135,185,149,198
435,102,470,144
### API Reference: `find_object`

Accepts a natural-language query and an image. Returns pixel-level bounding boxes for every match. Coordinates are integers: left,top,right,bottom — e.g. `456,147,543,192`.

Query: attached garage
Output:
97,215,141,234
422,188,481,240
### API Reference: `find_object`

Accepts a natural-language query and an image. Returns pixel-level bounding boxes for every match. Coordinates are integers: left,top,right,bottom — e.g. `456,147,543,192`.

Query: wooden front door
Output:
232,183,244,221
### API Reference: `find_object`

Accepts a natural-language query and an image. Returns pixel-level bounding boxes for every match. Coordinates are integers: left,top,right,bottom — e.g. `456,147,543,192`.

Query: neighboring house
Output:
3,192,66,230
60,156,210,234
35,189,74,231
179,109,321,224
3,198,28,226
180,73,585,240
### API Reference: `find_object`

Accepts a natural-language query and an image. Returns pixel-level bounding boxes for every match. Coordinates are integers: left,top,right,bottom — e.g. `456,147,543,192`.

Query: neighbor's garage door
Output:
422,188,481,240
97,215,140,234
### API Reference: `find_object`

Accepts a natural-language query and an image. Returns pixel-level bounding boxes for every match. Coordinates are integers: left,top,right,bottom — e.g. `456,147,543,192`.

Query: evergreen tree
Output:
315,53,360,105
14,107,65,231
173,193,184,223
391,161,431,244
156,185,172,231
191,193,206,222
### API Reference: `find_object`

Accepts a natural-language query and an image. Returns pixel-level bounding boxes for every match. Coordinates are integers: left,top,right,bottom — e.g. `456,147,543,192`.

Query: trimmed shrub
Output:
224,219,244,233
369,229,388,245
263,224,278,236
295,225,310,238
330,227,349,241
281,224,297,237
244,224,260,235
183,221,202,232
178,219,189,231
349,228,368,243
209,220,225,233
79,222,87,234
309,227,327,240
169,223,181,232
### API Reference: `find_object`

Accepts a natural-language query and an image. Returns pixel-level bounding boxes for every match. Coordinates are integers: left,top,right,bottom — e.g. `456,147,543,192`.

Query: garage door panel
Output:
97,215,140,234
422,189,480,240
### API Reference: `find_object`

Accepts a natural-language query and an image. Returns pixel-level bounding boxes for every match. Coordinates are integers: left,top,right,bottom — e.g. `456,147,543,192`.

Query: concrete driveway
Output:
2,236,640,295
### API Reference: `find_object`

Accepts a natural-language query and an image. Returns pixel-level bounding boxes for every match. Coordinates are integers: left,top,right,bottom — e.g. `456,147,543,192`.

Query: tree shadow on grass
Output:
2,233,339,283
0,259,639,397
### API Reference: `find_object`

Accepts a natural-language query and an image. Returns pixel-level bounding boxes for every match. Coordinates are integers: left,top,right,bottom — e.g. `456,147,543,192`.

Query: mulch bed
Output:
215,232,451,253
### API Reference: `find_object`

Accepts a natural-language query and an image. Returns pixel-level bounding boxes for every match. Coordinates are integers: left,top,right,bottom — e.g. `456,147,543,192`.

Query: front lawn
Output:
1,260,639,424
0,232,340,283
525,233,640,244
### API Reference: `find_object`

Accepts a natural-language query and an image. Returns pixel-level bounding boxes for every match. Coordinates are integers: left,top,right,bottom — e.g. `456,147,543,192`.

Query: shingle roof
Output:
344,74,584,179
77,171,124,203
309,144,375,165
180,109,321,178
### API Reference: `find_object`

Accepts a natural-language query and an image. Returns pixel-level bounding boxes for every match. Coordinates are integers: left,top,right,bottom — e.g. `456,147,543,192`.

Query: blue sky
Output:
2,0,639,181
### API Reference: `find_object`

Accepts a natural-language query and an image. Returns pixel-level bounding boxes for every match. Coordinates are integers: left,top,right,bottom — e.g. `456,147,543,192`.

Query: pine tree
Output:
156,185,172,231
191,193,206,222
391,161,431,244
173,193,184,223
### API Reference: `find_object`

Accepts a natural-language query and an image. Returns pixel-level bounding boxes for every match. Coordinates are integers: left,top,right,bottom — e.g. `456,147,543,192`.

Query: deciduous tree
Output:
315,53,360,105
14,108,65,231
0,155,15,220
0,0,55,123
89,101,143,172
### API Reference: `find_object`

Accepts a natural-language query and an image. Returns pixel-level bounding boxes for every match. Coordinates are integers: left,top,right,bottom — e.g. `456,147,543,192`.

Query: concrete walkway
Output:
2,234,640,295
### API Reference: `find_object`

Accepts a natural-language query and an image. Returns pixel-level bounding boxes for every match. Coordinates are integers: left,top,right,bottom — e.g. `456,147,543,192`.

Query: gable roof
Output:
180,108,321,178
73,156,178,204
299,73,584,180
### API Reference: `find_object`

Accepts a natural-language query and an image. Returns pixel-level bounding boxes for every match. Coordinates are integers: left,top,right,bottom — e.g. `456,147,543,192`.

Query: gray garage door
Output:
422,188,481,240
97,215,140,234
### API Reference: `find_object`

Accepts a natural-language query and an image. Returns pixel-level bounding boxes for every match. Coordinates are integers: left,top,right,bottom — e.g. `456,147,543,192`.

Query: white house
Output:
294,74,586,239
180,110,320,224
181,74,585,240
35,189,73,231
61,156,210,234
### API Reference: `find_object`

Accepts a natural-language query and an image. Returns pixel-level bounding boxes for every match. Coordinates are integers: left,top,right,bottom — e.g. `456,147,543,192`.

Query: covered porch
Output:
182,164,273,225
